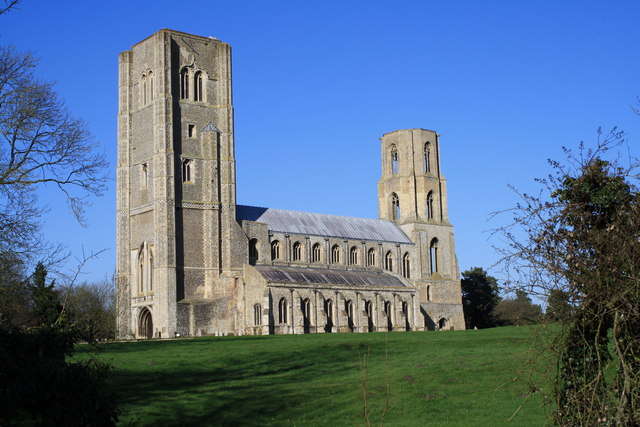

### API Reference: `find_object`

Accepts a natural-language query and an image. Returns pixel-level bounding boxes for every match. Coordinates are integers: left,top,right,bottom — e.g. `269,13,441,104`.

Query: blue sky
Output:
2,1,639,286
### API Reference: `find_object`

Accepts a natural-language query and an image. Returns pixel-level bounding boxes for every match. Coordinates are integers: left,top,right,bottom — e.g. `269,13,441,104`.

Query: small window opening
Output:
278,297,287,323
249,238,259,264
392,193,400,221
194,71,203,102
254,304,262,326
402,252,411,278
182,159,193,183
188,124,196,138
142,163,148,188
180,69,189,99
391,145,399,175
430,238,439,274
427,191,434,220
424,142,431,174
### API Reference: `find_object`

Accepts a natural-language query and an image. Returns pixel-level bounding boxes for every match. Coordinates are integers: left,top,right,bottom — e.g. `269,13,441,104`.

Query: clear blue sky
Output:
2,0,639,286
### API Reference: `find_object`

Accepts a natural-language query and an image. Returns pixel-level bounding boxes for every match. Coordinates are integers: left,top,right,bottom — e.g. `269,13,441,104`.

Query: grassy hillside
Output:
76,326,554,426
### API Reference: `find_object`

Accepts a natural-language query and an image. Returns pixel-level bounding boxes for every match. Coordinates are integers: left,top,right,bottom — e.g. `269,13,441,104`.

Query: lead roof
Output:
236,205,412,244
255,265,410,289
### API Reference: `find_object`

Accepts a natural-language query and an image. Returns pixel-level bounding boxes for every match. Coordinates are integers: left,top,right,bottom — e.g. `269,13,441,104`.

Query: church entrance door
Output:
139,307,153,339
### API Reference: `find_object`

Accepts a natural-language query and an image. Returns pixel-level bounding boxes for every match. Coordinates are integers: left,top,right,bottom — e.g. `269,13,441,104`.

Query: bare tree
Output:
0,46,108,258
494,128,640,424
0,0,19,16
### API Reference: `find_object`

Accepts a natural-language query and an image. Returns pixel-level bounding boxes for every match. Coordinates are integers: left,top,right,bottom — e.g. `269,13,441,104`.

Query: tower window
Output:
331,245,341,264
367,248,376,267
188,124,196,138
141,74,148,106
148,252,154,292
349,246,359,265
180,69,189,99
385,251,393,272
182,159,193,183
430,238,439,274
391,193,400,221
141,163,148,188
292,242,302,261
194,71,204,102
311,243,321,263
427,191,434,220
271,240,280,260
424,142,431,174
402,252,411,279
390,145,399,175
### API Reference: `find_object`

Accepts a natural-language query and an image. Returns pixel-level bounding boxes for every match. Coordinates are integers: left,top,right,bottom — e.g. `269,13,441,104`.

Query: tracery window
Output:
311,243,321,263
427,191,434,220
254,304,262,326
271,240,280,260
402,252,411,279
392,193,400,221
390,145,399,175
292,241,302,262
367,248,376,267
424,142,431,174
349,246,359,265
194,71,204,102
331,245,341,264
180,69,189,99
430,238,439,274
385,251,393,272
278,297,287,323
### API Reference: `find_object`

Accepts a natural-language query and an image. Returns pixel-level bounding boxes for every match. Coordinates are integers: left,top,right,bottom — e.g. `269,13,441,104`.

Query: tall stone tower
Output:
116,29,246,339
377,129,464,330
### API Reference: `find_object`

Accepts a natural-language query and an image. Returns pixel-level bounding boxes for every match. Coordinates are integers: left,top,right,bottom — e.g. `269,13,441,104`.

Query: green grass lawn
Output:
76,326,555,426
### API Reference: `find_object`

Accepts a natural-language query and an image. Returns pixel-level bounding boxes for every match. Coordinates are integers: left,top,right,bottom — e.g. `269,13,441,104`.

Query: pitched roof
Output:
255,265,410,289
236,205,412,244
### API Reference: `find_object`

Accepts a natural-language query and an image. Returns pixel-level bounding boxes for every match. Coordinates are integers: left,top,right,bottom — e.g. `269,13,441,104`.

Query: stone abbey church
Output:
116,29,465,339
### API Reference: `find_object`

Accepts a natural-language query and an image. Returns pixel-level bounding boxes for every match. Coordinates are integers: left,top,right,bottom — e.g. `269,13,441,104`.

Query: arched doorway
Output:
438,317,448,331
139,307,153,339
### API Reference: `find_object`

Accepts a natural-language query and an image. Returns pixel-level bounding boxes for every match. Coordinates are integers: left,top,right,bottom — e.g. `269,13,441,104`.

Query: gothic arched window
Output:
249,238,259,263
349,246,359,265
385,251,393,272
271,240,280,260
254,304,262,326
430,238,439,274
402,252,411,279
367,248,376,267
424,142,431,174
427,191,434,220
180,68,189,99
194,71,204,102
331,245,341,264
278,297,287,323
390,145,399,175
311,243,321,263
391,193,400,221
292,241,302,262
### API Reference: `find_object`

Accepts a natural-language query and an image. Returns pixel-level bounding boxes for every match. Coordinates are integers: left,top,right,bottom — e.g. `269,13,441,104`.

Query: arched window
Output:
292,241,302,261
311,243,321,263
384,251,393,272
254,304,262,326
148,252,154,292
424,142,431,174
367,248,376,267
345,299,354,331
402,252,411,278
427,285,432,301
278,297,287,323
384,300,391,317
182,159,193,183
141,74,148,106
249,238,259,263
180,68,189,99
349,246,359,265
271,240,280,260
138,259,144,294
331,245,340,264
302,298,311,324
427,191,434,220
390,145,399,175
148,71,154,104
430,238,439,274
194,71,203,102
325,299,333,323
391,193,400,220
